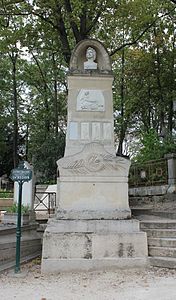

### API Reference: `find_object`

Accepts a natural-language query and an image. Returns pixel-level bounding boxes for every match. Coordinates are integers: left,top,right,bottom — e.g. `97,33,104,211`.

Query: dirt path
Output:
0,260,176,300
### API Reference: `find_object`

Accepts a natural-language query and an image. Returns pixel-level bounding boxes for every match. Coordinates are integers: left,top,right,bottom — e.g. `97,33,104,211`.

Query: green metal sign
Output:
10,161,32,182
10,169,32,182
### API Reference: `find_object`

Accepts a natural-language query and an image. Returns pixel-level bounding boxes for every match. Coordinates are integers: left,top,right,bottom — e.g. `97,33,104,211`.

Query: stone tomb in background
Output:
41,39,148,273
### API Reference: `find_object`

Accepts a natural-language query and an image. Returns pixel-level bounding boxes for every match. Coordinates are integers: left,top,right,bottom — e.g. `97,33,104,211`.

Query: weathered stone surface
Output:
42,218,148,273
65,76,115,156
92,233,147,258
149,256,176,269
77,89,104,111
57,143,131,217
42,231,147,260
0,224,41,265
3,213,30,225
46,219,140,233
41,227,148,273
41,257,148,273
58,143,130,177
41,39,148,273
56,209,131,220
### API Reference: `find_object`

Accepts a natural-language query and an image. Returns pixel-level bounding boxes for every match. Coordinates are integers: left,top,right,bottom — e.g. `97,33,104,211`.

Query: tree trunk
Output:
154,28,165,136
168,31,175,135
10,52,18,167
117,46,126,155
44,83,50,136
52,53,59,137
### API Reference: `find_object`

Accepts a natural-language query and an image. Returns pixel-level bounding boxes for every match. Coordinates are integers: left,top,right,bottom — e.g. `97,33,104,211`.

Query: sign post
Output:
10,161,32,273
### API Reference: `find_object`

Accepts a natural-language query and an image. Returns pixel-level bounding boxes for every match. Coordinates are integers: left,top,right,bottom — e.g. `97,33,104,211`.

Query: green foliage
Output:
0,0,175,177
0,190,13,198
31,132,66,182
134,129,176,163
6,203,30,214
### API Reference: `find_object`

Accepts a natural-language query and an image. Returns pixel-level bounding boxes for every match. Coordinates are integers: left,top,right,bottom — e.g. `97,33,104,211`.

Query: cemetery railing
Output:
129,157,168,188
34,192,56,216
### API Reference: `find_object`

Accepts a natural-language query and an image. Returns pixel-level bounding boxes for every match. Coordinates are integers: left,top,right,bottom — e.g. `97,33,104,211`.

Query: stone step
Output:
131,208,176,220
151,211,176,220
131,208,153,216
148,237,176,248
140,221,176,230
137,215,170,221
0,238,42,264
149,246,176,258
37,223,47,233
149,256,176,269
0,224,39,236
0,252,41,274
0,238,41,250
144,229,176,238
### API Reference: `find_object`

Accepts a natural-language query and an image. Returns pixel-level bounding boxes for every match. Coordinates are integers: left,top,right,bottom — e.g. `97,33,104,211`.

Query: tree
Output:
0,0,175,179
0,12,26,169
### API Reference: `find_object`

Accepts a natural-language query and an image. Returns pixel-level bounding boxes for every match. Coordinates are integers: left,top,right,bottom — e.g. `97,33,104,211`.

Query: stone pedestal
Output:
41,39,148,273
41,219,148,273
57,143,131,220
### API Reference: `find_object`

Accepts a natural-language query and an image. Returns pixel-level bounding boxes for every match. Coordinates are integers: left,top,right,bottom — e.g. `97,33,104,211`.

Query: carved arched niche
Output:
69,39,112,75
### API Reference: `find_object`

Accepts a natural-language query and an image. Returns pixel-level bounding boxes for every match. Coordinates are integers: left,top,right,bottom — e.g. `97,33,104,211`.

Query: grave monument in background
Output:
41,39,148,273
14,161,35,209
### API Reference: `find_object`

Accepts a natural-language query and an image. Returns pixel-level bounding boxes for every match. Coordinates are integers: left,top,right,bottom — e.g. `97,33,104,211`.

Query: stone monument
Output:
41,39,148,273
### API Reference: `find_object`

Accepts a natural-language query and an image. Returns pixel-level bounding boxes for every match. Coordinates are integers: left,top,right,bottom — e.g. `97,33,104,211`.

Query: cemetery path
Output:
0,260,176,300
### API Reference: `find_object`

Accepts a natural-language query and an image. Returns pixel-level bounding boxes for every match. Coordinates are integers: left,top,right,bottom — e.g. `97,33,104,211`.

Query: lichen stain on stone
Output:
104,250,109,257
118,243,124,257
127,243,135,257
84,234,92,259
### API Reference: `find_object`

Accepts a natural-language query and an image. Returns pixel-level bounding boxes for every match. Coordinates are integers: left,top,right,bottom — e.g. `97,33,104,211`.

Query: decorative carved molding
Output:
57,143,130,176
60,153,126,175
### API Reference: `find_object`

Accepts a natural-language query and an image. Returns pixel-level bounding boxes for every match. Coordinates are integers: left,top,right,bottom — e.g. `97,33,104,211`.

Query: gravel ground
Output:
0,259,176,300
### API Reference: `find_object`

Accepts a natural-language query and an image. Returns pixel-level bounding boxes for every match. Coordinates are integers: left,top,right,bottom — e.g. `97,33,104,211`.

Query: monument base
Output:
41,219,148,273
41,258,148,273
56,208,131,219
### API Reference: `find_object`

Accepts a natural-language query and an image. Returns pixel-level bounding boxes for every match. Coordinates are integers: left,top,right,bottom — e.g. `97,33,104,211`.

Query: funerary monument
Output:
41,39,148,273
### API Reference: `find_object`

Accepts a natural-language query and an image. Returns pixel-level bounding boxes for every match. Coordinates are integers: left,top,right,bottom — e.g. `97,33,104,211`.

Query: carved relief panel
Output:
77,89,105,112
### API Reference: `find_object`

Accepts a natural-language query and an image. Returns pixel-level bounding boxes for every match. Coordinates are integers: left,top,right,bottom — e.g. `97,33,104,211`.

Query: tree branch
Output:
110,9,175,56
169,0,176,4
80,1,87,38
64,0,82,42
85,1,105,35
54,2,71,64
31,11,57,30
30,52,53,97
32,3,71,64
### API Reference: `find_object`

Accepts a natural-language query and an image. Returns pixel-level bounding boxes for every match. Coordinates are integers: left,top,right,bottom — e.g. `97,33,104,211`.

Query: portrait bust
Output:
84,47,97,70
